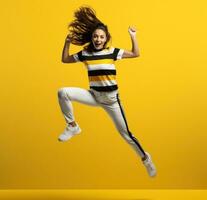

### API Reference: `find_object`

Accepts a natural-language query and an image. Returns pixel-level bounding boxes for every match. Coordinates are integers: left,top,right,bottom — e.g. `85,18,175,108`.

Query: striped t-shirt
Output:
73,46,124,92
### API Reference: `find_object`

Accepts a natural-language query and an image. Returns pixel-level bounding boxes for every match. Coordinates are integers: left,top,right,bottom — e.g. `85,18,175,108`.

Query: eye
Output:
93,34,98,38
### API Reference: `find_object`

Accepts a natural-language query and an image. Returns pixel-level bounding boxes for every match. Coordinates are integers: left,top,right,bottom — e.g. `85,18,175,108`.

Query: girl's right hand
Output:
65,34,71,43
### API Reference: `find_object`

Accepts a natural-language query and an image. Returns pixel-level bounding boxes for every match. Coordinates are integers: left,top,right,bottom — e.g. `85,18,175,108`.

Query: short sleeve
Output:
113,48,124,60
72,50,83,62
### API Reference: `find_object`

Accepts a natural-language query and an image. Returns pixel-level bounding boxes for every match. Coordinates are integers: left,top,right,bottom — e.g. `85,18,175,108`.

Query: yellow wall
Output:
0,0,207,189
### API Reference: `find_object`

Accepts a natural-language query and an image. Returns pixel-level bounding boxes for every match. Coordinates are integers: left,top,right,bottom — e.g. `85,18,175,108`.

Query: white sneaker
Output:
142,152,157,177
58,124,81,142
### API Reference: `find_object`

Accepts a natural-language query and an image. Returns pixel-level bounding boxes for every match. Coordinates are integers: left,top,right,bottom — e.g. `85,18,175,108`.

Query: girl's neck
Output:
93,47,104,52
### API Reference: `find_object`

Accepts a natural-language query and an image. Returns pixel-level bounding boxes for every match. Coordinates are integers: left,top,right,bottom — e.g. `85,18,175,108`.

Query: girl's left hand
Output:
128,26,137,36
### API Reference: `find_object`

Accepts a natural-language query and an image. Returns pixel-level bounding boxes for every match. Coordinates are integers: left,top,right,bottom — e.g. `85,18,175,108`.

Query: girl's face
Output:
92,29,107,50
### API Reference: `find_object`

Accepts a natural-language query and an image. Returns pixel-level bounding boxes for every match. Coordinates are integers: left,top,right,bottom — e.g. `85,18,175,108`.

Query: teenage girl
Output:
57,6,156,177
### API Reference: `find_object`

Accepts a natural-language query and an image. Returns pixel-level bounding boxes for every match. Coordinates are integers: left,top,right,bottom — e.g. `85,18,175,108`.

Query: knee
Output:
122,134,134,143
118,129,134,142
119,129,139,145
57,88,69,100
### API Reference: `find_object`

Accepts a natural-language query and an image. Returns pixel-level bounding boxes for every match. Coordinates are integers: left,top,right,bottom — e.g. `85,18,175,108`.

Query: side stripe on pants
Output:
116,93,146,157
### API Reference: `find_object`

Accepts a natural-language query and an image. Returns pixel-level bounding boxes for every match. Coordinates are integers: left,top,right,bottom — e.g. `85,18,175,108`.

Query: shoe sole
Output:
58,129,81,142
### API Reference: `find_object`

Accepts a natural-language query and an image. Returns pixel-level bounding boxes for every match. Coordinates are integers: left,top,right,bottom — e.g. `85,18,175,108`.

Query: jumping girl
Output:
57,6,156,177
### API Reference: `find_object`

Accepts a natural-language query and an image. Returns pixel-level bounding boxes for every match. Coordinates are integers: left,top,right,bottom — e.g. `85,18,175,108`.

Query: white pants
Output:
57,87,146,159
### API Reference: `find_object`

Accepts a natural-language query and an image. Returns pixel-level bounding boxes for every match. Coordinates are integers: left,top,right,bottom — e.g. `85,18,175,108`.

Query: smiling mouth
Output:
94,43,103,49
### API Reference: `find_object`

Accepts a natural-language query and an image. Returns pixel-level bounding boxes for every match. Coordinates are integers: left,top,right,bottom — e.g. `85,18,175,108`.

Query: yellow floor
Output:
0,190,206,200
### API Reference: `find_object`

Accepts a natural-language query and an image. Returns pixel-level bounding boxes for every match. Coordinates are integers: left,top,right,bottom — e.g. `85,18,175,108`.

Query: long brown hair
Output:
68,6,111,52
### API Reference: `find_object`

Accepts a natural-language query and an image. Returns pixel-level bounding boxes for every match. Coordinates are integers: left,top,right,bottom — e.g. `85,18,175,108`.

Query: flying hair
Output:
68,6,111,51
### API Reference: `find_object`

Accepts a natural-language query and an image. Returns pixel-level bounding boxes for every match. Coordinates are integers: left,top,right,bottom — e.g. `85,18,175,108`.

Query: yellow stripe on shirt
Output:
89,75,116,82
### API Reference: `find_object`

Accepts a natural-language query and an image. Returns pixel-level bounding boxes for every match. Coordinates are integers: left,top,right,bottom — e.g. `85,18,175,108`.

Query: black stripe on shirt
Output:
81,54,114,61
77,48,121,61
90,85,118,91
88,69,116,76
113,48,120,61
77,51,84,61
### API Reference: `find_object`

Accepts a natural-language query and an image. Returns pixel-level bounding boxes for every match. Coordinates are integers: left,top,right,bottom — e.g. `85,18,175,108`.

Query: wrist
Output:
65,35,71,43
130,34,137,39
65,39,71,44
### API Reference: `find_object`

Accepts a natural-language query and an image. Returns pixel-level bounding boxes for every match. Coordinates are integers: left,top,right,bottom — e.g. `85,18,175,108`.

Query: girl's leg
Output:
57,87,98,125
102,94,146,160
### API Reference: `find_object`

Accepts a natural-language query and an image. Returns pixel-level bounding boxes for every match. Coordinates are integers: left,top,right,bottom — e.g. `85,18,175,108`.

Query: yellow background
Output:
1,190,207,200
0,0,207,189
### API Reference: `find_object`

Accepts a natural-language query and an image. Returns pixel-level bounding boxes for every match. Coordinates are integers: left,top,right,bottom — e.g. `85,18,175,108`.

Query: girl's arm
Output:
62,35,76,63
122,26,140,58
